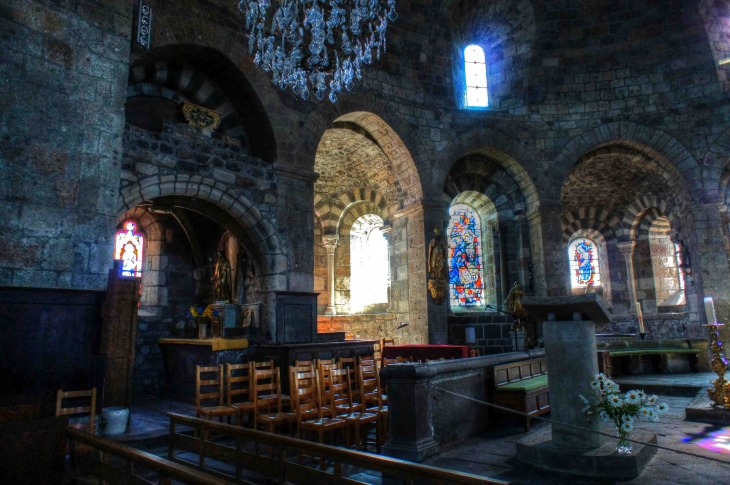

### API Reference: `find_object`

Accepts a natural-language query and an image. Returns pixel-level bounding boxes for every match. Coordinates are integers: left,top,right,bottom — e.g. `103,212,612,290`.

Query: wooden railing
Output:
168,412,508,485
65,427,234,485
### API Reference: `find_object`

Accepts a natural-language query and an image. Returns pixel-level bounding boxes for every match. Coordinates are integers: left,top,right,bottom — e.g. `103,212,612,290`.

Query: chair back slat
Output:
291,370,323,424
56,388,97,435
196,365,224,409
328,368,352,418
252,366,283,419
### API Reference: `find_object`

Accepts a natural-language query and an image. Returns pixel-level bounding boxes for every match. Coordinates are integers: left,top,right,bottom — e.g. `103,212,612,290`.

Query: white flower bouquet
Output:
579,373,668,453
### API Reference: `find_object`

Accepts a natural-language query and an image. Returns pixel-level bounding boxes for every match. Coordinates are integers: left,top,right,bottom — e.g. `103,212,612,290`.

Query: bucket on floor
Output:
101,407,130,436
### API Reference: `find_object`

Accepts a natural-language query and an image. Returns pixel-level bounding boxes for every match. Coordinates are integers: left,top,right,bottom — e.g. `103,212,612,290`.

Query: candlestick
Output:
636,301,645,333
705,296,718,326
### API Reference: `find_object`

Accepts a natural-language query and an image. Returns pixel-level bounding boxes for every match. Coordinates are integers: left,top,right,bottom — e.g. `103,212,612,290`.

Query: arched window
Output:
568,238,601,289
464,45,488,108
448,204,484,307
115,221,144,277
350,214,389,313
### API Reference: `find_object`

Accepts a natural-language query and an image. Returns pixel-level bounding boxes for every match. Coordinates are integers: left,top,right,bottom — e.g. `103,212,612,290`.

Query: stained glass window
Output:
465,45,488,108
568,238,601,289
114,221,144,277
350,214,390,313
448,204,484,307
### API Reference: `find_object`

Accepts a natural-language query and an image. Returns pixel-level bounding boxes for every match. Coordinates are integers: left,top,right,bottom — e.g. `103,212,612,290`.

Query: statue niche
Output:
428,227,448,303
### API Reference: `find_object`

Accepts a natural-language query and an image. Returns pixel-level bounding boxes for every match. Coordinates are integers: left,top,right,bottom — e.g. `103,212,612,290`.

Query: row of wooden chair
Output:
195,356,403,457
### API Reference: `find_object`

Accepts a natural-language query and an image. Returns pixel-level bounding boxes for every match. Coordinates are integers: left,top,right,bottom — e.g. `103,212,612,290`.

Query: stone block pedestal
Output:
516,426,658,480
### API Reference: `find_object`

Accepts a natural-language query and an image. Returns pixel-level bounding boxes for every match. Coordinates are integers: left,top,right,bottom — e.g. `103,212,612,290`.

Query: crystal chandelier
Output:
238,0,397,103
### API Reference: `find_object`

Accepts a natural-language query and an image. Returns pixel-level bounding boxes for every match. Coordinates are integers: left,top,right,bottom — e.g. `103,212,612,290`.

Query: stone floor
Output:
115,374,730,484
423,374,730,484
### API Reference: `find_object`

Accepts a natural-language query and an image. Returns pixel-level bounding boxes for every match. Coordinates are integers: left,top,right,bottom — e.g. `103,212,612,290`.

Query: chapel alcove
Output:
118,198,263,398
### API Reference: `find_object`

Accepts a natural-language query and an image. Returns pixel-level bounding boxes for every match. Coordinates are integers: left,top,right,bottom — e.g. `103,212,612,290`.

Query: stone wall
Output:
317,313,399,341
0,0,132,290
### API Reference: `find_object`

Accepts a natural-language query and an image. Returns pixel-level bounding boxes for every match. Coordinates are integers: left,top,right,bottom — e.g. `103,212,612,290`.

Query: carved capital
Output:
615,241,636,258
323,235,338,255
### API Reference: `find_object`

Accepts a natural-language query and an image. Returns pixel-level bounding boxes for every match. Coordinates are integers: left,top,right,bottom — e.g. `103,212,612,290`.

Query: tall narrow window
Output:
350,214,390,313
568,238,601,289
115,221,144,277
448,204,484,307
465,45,488,108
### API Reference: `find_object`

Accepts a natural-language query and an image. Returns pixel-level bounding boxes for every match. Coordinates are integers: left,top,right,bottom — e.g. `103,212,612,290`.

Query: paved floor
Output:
424,393,730,484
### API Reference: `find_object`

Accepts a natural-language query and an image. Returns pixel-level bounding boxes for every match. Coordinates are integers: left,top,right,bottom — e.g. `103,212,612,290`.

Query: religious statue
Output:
427,227,448,303
243,308,253,328
428,227,448,280
213,250,233,302
504,282,528,318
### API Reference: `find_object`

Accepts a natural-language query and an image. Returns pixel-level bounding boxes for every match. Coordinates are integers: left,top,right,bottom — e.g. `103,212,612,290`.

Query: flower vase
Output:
615,426,633,454
198,322,208,340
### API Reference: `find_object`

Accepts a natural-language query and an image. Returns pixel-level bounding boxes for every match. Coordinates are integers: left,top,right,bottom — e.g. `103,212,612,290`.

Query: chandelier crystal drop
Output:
237,0,397,103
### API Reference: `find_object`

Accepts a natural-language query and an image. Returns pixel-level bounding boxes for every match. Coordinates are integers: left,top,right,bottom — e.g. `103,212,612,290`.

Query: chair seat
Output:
257,412,296,424
300,417,347,430
231,401,255,412
198,405,237,418
344,412,379,423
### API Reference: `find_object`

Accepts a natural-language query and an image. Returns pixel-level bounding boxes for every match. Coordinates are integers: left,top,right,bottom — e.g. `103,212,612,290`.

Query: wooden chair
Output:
252,360,291,410
56,388,97,434
358,358,388,448
252,367,296,435
226,363,255,426
317,360,341,418
195,365,238,422
396,356,412,363
338,357,362,407
382,357,398,366
291,369,348,469
329,368,380,452
294,359,315,371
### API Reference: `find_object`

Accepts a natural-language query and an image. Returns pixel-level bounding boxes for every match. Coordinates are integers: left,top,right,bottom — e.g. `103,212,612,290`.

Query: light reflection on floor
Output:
683,426,730,454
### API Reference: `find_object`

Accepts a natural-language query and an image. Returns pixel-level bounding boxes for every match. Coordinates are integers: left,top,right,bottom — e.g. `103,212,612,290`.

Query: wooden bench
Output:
608,348,700,374
493,358,549,432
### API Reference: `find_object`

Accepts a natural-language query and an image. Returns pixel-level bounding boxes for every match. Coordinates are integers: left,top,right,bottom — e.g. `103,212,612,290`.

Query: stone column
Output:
616,241,638,315
323,235,338,315
529,206,566,297
543,313,602,450
382,226,393,312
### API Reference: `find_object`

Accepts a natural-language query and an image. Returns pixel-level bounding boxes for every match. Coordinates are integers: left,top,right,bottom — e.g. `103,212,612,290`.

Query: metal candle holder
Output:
705,322,730,409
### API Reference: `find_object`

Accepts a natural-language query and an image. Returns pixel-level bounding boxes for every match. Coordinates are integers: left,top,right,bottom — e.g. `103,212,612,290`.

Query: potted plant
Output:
579,373,668,454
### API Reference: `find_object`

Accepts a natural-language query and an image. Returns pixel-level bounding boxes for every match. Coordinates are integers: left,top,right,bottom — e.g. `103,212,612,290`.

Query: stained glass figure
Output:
465,44,488,108
448,204,484,307
114,221,144,277
568,238,601,288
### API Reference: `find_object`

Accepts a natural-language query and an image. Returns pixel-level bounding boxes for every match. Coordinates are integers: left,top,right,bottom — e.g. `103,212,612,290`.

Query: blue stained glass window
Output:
115,221,144,277
448,204,484,307
568,238,601,288
465,45,488,108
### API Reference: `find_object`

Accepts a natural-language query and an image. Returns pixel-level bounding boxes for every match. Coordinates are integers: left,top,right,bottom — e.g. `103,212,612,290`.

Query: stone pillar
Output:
421,201,448,344
530,206,566,297
543,313,602,450
382,226,393,312
323,235,338,315
616,241,638,315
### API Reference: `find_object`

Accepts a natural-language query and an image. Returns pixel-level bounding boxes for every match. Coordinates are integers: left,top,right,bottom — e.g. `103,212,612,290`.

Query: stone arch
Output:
301,100,427,208
434,127,542,214
117,175,284,285
443,154,526,219
315,189,393,237
561,208,619,244
551,123,701,206
625,196,677,242
130,44,278,162
337,199,393,237
127,61,249,145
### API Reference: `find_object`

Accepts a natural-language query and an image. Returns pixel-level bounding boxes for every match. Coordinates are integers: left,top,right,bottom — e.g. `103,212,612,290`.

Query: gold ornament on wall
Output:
427,227,448,303
181,102,221,131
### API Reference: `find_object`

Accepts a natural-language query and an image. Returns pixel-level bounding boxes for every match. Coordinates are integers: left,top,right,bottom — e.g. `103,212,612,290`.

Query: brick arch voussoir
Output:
436,127,542,215
118,175,282,257
624,197,677,242
552,123,701,206
337,200,389,236
561,207,618,244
